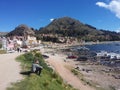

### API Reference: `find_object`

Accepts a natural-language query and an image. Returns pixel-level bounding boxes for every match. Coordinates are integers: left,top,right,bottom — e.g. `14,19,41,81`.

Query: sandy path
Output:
45,54,95,90
0,52,23,90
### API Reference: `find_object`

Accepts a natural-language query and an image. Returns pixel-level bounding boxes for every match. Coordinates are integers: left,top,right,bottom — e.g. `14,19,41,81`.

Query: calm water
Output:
85,42,120,54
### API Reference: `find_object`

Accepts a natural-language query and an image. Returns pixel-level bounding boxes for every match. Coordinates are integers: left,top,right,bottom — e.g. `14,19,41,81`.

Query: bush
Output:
51,72,58,79
43,80,50,87
23,52,34,62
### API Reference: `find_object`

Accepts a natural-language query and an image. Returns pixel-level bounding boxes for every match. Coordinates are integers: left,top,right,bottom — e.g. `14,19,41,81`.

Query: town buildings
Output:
0,34,41,51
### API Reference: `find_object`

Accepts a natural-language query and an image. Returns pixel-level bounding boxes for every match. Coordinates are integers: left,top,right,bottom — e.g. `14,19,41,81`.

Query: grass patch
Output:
7,51,76,90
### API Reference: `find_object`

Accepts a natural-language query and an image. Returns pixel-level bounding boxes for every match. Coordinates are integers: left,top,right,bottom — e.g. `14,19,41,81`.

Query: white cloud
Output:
96,2,108,8
96,0,120,19
50,18,54,22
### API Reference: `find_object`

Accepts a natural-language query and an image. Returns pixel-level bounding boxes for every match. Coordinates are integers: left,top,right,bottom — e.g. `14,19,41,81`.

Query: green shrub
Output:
51,72,58,79
56,78,63,85
43,80,50,87
71,69,78,75
23,52,34,62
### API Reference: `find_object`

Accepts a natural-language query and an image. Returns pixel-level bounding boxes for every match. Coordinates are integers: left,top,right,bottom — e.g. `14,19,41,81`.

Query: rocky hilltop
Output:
7,24,35,36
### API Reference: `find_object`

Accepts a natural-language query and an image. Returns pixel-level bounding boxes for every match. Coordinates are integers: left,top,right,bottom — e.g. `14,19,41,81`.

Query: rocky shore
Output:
41,42,120,90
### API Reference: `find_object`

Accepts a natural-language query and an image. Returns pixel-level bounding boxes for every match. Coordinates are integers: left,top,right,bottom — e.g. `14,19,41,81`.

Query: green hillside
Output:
36,17,120,41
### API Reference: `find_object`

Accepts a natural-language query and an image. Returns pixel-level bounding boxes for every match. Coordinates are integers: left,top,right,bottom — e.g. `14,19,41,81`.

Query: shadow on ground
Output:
20,71,32,76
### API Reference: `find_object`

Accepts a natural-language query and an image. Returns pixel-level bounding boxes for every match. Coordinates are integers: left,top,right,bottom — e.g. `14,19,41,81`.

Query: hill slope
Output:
37,17,120,41
5,17,120,41
7,24,35,36
38,17,102,36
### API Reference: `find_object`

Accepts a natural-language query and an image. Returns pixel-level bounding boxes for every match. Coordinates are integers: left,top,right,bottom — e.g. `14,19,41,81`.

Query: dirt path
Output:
45,54,95,90
0,52,23,90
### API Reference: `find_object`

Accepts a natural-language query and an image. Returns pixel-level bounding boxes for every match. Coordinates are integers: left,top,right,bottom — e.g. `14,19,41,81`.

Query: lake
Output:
85,42,120,54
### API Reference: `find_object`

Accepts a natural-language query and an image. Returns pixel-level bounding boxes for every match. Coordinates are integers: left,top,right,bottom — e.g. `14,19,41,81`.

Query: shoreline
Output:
41,48,95,90
41,42,120,90
43,41,120,50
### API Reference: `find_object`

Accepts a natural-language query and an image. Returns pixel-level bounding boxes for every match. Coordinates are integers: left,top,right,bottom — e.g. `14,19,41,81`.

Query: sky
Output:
0,0,120,32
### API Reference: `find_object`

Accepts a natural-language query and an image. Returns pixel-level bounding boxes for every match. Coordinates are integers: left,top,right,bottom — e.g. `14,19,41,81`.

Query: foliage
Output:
7,51,76,90
71,69,79,75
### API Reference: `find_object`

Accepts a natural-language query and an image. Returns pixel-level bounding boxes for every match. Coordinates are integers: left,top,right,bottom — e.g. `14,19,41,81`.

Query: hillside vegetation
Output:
36,17,120,41
7,51,76,90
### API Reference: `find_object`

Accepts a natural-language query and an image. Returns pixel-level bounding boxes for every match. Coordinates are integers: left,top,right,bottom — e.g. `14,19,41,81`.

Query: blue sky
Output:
0,0,120,32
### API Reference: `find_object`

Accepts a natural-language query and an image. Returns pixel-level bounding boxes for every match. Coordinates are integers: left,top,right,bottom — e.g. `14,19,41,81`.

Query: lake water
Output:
85,42,120,54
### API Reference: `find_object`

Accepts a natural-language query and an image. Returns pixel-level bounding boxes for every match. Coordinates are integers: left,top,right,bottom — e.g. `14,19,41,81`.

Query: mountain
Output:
5,17,120,42
36,17,120,41
38,17,102,36
7,24,35,36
